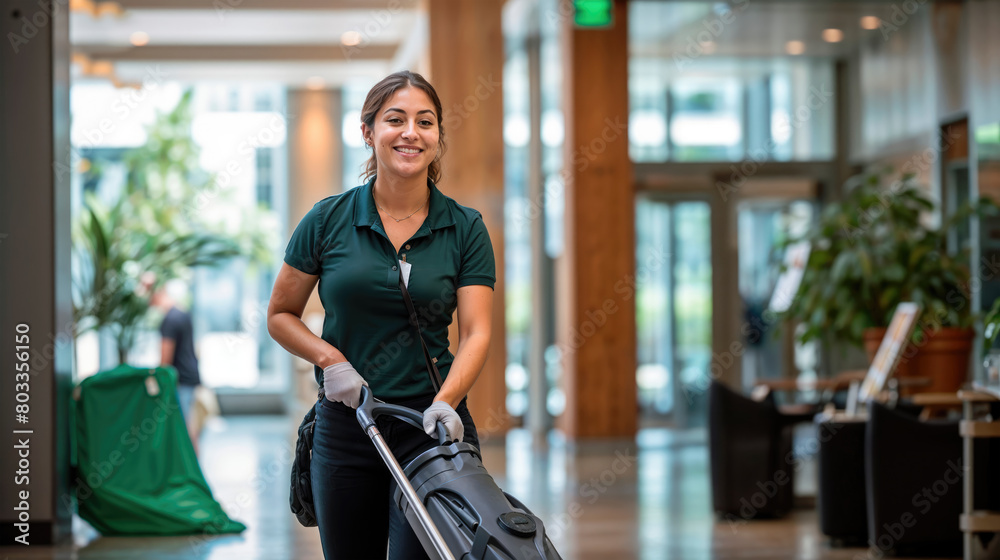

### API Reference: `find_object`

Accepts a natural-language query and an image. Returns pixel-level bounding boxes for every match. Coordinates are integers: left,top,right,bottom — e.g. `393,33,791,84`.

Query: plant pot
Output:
863,327,973,395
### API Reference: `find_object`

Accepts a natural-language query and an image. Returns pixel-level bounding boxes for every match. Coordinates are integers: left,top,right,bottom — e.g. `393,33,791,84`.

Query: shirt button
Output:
392,265,397,271
405,244,411,250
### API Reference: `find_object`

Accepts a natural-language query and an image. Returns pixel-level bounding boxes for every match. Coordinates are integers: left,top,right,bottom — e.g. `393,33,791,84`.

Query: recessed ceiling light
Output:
96,2,123,17
701,40,716,54
71,52,91,68
341,31,362,47
860,16,880,30
89,60,114,76
130,31,149,46
305,76,325,90
822,28,844,43
785,40,805,55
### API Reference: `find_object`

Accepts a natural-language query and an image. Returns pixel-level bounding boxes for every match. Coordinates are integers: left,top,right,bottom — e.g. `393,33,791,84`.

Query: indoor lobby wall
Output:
848,1,998,208
850,1,1000,173
968,0,1000,130
852,4,939,172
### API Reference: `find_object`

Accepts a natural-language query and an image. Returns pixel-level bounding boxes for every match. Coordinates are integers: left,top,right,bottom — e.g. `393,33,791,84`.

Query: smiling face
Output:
362,86,440,183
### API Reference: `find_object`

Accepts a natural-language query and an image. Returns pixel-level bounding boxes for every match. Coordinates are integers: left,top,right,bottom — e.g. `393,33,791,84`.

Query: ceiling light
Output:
822,28,844,43
71,0,123,17
860,16,880,30
701,40,717,54
341,31,362,47
89,60,114,77
70,0,95,13
96,2,122,17
785,40,805,55
71,52,91,70
305,76,325,90
130,31,149,46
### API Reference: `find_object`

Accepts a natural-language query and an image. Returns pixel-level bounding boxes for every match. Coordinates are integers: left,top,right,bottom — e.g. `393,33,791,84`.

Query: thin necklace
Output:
374,190,429,222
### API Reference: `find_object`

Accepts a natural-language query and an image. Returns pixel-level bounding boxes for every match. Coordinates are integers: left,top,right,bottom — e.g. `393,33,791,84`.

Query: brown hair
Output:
360,71,446,184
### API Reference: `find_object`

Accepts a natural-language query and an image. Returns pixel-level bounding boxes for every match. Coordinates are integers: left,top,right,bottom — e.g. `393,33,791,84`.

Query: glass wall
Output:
628,0,836,164
503,38,532,420
501,0,567,428
635,198,712,427
189,84,286,391
628,57,835,163
539,0,566,420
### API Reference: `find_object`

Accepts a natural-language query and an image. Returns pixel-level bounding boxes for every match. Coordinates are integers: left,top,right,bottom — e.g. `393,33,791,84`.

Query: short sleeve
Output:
457,213,496,289
159,312,180,341
283,202,326,275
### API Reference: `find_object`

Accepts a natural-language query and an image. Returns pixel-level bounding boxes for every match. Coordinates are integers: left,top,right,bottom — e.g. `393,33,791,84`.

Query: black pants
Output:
310,393,479,560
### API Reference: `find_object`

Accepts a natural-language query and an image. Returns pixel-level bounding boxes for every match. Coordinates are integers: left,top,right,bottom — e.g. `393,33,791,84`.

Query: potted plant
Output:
784,168,998,393
73,89,275,365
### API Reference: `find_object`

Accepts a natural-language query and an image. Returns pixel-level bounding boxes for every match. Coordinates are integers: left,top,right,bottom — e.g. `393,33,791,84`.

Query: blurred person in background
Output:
150,277,203,456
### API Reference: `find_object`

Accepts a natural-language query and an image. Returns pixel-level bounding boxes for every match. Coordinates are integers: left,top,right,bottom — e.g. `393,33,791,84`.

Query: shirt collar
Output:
353,177,455,231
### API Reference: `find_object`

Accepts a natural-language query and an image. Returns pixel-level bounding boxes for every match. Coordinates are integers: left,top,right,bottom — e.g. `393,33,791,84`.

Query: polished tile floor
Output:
1,414,965,559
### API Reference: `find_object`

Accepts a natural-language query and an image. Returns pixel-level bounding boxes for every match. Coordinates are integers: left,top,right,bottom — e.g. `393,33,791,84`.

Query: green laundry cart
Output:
74,364,246,536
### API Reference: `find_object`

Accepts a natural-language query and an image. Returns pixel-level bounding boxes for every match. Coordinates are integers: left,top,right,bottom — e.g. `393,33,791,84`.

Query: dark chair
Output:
816,416,868,545
865,401,965,557
708,380,797,519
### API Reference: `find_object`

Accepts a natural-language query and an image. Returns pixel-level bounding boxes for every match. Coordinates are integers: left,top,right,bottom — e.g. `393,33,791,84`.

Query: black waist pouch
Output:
290,396,320,527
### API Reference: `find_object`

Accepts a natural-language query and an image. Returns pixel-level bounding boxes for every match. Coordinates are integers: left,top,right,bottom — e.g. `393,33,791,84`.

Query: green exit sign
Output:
574,0,613,28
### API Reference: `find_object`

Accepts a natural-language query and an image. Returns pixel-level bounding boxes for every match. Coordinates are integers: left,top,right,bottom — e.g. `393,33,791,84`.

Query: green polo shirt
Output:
283,178,496,400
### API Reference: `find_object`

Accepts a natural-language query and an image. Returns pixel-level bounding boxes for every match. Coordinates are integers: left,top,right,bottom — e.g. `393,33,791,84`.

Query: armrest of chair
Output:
909,392,964,420
910,392,964,407
958,389,1000,402
753,370,867,393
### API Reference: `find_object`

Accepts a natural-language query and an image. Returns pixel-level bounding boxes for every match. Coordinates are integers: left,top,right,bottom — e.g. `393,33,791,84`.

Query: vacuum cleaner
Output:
356,386,563,560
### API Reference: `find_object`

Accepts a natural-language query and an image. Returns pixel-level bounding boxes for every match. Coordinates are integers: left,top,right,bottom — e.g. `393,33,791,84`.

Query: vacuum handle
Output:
357,386,453,445
435,421,449,446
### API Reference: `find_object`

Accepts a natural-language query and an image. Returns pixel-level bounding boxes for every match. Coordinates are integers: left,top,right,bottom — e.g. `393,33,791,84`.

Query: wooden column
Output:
428,0,509,441
558,0,637,439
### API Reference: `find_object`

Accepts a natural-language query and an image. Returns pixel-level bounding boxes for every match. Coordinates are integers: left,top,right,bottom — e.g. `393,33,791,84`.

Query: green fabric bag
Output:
74,364,246,536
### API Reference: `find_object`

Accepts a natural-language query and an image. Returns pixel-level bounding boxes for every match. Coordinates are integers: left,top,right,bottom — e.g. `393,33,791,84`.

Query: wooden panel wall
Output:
558,0,637,439
427,0,509,440
287,88,343,320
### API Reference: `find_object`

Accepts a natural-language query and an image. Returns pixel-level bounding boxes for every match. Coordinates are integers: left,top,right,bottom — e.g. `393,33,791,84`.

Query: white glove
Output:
322,362,368,409
422,401,463,442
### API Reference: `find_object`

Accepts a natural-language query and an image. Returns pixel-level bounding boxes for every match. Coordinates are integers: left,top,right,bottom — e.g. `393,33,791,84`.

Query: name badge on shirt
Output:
399,259,412,288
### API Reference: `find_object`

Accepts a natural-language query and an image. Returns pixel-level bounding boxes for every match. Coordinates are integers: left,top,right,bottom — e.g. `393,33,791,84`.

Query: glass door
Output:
636,197,712,428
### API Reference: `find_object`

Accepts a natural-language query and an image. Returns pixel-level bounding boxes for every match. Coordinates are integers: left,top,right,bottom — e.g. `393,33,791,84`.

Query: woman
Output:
266,70,495,559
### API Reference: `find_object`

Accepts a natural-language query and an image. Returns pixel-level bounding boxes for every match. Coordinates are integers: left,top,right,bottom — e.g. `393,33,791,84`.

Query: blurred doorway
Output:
636,197,713,428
